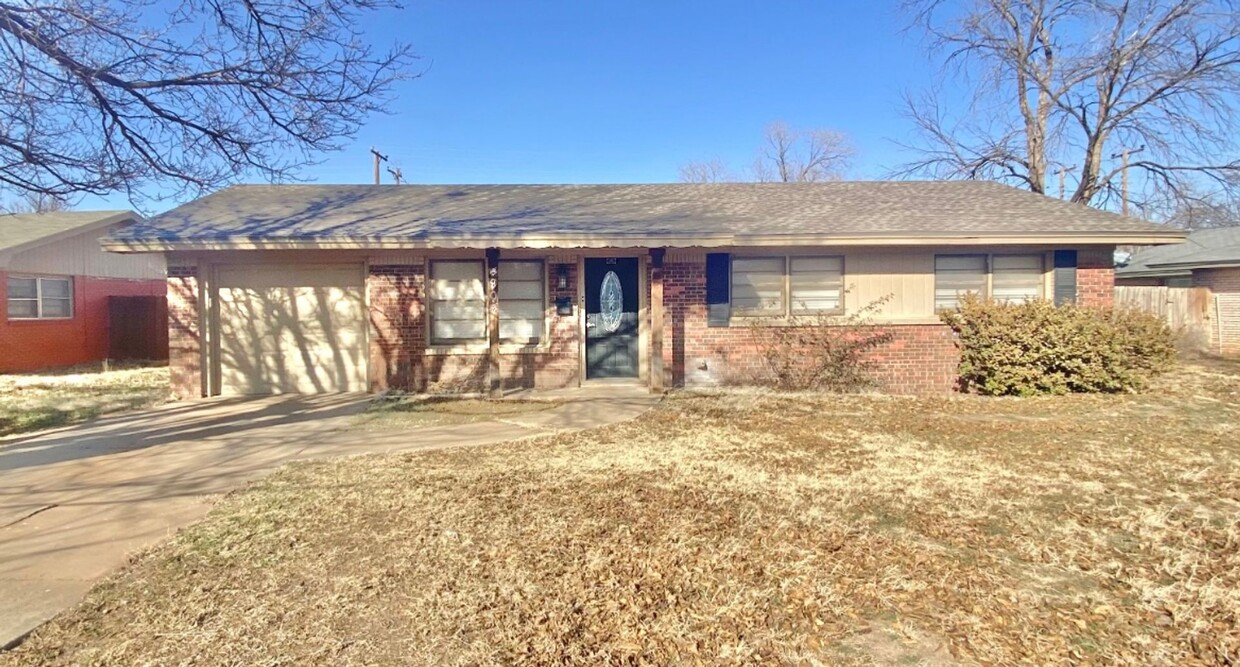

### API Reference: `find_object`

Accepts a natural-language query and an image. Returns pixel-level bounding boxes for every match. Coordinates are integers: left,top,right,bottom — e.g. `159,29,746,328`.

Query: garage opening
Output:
214,263,367,395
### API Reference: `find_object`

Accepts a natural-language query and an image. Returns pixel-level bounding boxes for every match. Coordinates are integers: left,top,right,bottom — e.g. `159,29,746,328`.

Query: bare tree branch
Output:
679,158,734,183
0,190,71,213
681,122,855,184
897,0,1240,216
0,0,417,208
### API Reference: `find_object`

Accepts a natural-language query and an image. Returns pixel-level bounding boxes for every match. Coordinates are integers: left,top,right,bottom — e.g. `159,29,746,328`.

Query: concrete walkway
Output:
0,385,656,648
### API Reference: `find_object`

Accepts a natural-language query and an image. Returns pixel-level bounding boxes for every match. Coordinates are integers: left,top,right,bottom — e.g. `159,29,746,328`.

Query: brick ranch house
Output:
101,182,1182,398
2,211,167,373
1117,227,1240,356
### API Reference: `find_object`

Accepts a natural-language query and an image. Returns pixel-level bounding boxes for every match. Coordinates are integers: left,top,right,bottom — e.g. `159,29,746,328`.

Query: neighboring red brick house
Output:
1117,228,1240,356
101,182,1181,397
1,211,167,373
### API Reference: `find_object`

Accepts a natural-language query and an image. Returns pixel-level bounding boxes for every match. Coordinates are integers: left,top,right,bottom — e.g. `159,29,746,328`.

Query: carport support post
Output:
486,248,502,398
650,248,666,393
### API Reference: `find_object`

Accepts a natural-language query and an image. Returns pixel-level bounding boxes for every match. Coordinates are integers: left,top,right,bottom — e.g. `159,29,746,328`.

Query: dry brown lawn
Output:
352,395,562,430
3,360,1239,666
0,365,169,437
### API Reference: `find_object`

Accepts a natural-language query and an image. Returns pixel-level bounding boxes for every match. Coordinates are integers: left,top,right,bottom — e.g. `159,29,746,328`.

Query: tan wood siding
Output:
8,224,165,279
844,251,935,322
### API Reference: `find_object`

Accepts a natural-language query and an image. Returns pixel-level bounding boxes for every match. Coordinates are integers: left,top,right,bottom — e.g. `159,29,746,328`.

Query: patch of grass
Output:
4,362,1239,665
351,395,561,430
0,365,170,438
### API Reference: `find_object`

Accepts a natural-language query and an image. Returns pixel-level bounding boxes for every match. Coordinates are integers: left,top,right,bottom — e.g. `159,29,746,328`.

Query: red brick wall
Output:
656,259,960,393
1194,267,1240,356
368,264,426,391
1077,247,1116,307
167,266,202,398
0,271,166,374
367,261,580,392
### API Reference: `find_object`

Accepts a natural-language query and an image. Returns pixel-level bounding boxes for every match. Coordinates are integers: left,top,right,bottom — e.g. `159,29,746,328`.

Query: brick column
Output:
167,265,203,398
368,263,426,392
1077,247,1116,308
649,248,666,392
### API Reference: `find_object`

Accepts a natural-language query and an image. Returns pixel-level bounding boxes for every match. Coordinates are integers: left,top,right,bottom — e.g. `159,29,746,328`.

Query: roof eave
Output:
2,211,140,261
1146,258,1240,270
1115,267,1194,278
102,230,1187,253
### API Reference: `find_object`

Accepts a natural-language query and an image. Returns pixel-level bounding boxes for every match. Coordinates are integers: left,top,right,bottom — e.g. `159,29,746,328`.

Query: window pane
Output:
430,261,486,342
790,256,843,313
935,255,987,310
731,257,785,315
935,256,986,272
732,257,784,274
992,255,1042,303
432,260,485,281
499,298,543,342
40,278,71,298
498,280,542,300
499,261,542,281
7,277,36,299
7,299,37,318
500,300,543,321
432,319,486,341
498,261,543,342
991,255,1041,272
432,301,485,321
41,298,71,317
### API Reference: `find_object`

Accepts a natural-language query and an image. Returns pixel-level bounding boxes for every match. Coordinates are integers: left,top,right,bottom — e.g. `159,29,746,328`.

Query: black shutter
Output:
1053,250,1078,305
706,253,731,326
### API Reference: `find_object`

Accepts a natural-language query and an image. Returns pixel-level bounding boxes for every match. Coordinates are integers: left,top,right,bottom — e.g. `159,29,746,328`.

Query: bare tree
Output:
679,159,735,183
679,123,855,183
0,0,416,207
0,191,71,214
1152,176,1240,228
753,122,854,183
897,0,1240,215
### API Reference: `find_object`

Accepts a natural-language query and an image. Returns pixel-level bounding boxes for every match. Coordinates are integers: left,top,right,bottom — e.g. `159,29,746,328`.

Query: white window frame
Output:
497,260,546,345
428,259,487,345
731,255,845,319
427,258,548,347
934,253,1045,310
991,254,1045,304
6,275,73,320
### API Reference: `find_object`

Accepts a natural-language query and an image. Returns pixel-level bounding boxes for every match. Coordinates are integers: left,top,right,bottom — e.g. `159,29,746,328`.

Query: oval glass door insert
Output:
600,270,623,332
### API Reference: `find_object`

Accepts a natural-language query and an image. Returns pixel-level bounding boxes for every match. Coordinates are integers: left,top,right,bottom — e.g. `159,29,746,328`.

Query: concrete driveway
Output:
0,387,656,648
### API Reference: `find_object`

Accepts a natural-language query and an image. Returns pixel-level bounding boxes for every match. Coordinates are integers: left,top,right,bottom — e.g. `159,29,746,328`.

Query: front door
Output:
585,257,639,379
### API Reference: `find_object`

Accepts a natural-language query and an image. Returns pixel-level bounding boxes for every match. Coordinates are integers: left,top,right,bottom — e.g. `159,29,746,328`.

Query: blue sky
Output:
90,1,941,210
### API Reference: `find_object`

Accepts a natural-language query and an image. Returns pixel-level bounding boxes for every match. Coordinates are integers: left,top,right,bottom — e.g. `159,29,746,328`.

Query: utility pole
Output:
370,147,388,185
1110,145,1145,216
1055,164,1077,200
387,165,403,184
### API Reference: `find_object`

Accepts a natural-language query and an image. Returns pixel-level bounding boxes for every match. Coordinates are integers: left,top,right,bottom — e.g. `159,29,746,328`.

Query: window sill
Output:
6,316,75,323
727,315,942,328
424,343,550,356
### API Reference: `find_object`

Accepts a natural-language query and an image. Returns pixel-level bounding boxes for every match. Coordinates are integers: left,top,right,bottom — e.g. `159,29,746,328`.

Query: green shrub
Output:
939,294,1176,396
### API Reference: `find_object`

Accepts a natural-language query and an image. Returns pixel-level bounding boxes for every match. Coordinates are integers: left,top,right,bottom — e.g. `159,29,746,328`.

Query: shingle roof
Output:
1117,227,1240,276
107,182,1181,250
0,210,136,254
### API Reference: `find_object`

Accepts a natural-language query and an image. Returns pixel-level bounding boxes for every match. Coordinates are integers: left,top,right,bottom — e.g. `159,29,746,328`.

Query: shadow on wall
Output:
217,285,366,395
368,264,579,394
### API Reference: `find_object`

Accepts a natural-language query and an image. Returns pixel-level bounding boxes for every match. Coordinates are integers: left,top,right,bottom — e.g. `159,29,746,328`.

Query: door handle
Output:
586,322,597,329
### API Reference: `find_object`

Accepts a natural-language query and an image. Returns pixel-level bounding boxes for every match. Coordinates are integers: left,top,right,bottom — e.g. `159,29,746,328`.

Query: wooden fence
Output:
108,295,169,362
1115,286,1212,349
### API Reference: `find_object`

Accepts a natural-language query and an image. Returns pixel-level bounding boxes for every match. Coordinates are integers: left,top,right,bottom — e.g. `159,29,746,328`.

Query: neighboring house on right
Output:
1116,228,1240,356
